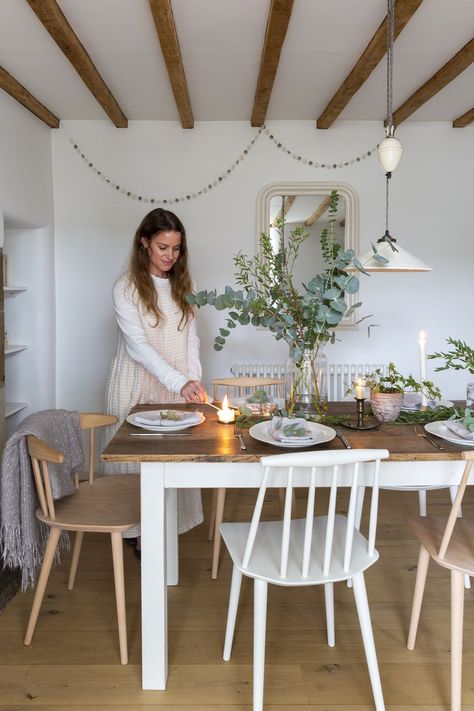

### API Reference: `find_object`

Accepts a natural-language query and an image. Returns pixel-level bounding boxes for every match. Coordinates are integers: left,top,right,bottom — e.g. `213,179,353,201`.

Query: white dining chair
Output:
220,448,389,711
406,450,474,710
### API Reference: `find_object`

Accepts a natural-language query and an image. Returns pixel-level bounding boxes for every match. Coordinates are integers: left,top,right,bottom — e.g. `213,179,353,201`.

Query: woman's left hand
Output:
181,380,207,403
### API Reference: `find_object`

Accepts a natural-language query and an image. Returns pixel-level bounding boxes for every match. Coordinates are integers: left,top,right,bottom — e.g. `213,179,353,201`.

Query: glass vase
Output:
467,382,474,408
284,346,328,418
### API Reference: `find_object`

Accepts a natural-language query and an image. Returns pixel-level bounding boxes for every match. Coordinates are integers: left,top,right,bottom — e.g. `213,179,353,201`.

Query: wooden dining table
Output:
101,402,471,690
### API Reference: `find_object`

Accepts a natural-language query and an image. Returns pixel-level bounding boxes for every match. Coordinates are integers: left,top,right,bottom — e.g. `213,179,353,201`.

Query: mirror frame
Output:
256,181,360,329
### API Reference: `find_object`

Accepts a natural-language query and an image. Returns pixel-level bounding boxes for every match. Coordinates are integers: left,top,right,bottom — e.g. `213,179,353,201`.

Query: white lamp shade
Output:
348,241,432,272
377,136,403,173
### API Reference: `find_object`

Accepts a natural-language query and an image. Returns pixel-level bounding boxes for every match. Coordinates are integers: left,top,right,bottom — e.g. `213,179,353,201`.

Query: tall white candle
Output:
418,331,428,407
355,378,366,400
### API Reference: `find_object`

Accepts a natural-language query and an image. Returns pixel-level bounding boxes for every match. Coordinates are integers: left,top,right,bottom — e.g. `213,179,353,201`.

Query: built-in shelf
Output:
6,402,28,418
4,285,27,297
5,344,28,355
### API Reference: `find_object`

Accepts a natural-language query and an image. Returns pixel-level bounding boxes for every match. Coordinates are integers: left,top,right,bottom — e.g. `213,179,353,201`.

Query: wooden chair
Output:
209,376,284,579
24,413,140,665
211,376,283,402
406,451,474,710
221,448,389,711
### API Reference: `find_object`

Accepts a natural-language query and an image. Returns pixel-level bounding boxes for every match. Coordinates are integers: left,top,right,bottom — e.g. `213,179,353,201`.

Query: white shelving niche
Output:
4,284,29,420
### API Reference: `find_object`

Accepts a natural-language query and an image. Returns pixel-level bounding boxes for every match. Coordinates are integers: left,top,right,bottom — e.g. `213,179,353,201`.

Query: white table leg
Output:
166,488,179,586
141,462,168,690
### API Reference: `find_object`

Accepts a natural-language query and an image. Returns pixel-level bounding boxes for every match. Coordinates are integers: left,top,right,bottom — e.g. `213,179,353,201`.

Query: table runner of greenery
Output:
235,405,459,429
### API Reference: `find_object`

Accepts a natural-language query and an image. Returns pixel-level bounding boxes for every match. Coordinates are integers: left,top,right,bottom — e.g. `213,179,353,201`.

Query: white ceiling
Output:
0,0,473,124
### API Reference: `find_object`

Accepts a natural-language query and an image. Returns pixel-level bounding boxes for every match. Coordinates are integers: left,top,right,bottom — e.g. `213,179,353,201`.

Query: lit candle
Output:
355,378,366,400
217,395,235,424
418,331,428,407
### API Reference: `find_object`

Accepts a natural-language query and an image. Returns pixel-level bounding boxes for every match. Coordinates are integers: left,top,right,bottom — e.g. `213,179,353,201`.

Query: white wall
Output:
0,91,56,436
52,120,473,409
0,91,54,230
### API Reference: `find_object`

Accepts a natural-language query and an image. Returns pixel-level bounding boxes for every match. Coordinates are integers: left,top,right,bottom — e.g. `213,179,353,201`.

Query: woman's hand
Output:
180,380,207,404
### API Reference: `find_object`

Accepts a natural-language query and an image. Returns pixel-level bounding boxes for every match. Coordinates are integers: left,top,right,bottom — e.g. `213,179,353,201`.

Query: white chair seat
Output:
221,516,378,586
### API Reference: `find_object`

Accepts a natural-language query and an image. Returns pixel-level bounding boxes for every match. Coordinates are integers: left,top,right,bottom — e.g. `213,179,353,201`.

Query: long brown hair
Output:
129,208,193,328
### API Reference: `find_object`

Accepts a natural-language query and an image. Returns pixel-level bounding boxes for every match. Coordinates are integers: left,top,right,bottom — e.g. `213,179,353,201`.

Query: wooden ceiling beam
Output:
251,0,294,127
453,107,474,128
392,38,474,126
26,0,127,128
0,66,59,128
149,0,193,129
316,0,423,129
272,195,295,226
305,196,331,227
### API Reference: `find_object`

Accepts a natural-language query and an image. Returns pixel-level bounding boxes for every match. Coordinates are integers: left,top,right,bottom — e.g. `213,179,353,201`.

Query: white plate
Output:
249,420,336,449
127,410,205,432
424,420,474,447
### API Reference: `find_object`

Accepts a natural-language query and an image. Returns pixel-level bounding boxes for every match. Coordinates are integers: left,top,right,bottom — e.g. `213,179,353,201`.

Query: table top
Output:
101,403,468,463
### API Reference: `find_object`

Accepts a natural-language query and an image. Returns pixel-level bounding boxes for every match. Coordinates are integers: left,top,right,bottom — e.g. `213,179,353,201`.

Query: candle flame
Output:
222,395,229,410
357,377,365,387
419,330,426,340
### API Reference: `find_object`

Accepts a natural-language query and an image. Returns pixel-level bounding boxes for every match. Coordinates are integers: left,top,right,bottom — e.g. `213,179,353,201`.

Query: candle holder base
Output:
341,417,381,431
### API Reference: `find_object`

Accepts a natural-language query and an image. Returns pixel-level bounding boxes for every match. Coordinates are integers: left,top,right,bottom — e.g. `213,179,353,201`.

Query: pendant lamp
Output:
354,0,432,272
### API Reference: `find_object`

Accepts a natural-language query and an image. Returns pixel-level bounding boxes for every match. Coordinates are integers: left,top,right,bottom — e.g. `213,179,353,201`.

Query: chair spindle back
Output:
242,449,388,579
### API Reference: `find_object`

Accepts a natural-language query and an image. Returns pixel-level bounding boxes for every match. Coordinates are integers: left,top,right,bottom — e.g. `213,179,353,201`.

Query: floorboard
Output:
0,487,473,708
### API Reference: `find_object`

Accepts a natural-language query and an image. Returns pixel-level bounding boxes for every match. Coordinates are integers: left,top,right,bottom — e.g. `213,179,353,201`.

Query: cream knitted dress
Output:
102,273,203,534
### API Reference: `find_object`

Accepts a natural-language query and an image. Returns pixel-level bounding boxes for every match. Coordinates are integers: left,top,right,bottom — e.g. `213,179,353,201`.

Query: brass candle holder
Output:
342,397,380,431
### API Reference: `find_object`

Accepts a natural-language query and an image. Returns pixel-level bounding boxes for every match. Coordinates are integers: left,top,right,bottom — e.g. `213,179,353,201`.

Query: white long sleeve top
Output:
112,273,202,395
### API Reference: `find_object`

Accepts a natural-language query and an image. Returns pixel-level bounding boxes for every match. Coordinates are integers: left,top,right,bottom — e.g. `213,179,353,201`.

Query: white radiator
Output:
328,363,387,401
230,362,387,401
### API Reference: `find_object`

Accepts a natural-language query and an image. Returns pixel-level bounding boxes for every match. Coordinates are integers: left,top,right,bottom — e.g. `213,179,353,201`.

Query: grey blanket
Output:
0,410,84,590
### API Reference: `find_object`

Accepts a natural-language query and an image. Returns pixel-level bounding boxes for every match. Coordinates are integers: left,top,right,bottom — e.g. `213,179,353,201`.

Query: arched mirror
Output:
256,182,359,328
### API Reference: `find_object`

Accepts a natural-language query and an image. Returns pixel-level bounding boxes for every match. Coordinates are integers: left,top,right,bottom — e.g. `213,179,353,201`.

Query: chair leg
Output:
211,488,226,579
208,489,218,541
352,572,385,711
451,569,464,711
67,531,84,590
448,487,470,589
407,545,430,650
223,564,243,661
324,582,335,647
111,531,128,665
418,489,427,517
24,527,61,645
253,578,268,711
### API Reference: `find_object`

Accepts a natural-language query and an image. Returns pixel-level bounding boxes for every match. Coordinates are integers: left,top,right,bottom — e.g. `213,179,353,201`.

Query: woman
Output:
103,208,206,540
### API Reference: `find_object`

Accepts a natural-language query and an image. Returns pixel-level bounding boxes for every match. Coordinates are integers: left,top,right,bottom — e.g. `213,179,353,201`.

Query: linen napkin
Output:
444,420,474,441
268,416,316,443
135,410,200,427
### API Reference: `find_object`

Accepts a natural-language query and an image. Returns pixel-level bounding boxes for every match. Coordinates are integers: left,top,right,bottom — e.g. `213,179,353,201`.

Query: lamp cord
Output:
386,0,394,133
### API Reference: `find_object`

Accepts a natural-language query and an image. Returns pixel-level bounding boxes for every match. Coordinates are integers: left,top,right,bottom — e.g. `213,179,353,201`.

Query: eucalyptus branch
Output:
186,190,366,354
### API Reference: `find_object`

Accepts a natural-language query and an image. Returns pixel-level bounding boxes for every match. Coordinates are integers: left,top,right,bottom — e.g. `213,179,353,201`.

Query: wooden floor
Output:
1,486,473,710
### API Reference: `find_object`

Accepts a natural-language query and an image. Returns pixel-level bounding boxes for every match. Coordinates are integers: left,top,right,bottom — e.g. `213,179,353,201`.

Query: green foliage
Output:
187,190,365,356
246,388,270,404
452,407,474,432
428,337,474,376
362,362,441,401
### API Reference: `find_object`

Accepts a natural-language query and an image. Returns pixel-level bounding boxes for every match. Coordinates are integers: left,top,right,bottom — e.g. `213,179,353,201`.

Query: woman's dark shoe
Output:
134,546,141,560
124,537,138,547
